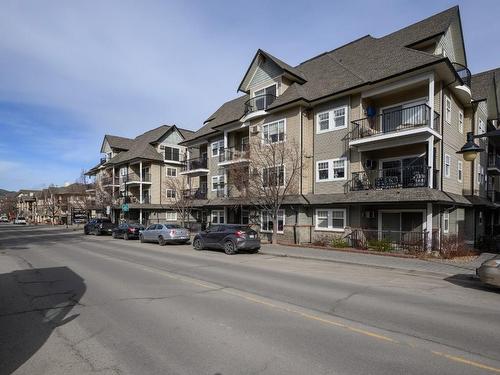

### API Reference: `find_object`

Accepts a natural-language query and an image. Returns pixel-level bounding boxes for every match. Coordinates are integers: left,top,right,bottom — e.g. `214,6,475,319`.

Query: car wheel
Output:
158,236,166,246
224,240,236,255
140,234,145,243
193,239,203,250
124,233,129,240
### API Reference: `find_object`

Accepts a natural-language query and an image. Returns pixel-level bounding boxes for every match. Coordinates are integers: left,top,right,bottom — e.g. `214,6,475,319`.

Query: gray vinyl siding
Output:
248,59,282,89
437,28,456,62
313,97,350,194
207,135,225,200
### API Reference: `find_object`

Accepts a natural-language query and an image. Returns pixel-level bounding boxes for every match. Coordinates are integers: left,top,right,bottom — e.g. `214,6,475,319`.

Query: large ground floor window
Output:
315,208,346,231
211,210,225,224
261,210,284,233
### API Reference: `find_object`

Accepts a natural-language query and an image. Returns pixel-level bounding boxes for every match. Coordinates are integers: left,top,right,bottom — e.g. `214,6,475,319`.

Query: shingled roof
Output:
471,68,500,120
184,6,462,143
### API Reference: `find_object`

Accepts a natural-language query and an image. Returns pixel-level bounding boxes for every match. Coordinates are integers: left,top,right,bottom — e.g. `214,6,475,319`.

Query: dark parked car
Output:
84,218,115,235
192,224,260,255
139,223,190,245
112,223,145,240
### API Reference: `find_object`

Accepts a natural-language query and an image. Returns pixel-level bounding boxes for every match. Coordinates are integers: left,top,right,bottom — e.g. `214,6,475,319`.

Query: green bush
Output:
330,237,349,248
367,239,392,252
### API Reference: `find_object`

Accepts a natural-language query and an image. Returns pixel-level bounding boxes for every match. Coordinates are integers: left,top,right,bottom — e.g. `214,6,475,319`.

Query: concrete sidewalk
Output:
260,244,496,277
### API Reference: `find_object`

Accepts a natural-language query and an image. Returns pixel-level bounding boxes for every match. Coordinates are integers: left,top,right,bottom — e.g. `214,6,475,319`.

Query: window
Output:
315,209,346,231
478,118,485,134
445,96,452,123
262,120,285,144
316,106,348,133
262,165,284,187
444,154,451,178
457,160,463,182
241,209,249,225
211,210,225,224
254,84,277,110
211,140,224,157
164,146,180,161
261,210,284,233
316,158,347,182
166,189,176,198
166,211,177,221
443,211,450,234
211,175,225,191
166,167,177,177
458,110,464,134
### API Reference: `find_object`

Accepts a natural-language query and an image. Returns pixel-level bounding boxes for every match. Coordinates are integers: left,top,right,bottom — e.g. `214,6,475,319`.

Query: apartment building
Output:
34,183,93,224
180,6,500,249
16,190,39,221
85,125,194,224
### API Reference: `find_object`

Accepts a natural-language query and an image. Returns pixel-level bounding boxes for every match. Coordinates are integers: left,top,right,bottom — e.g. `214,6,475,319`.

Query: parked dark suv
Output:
112,223,145,240
193,224,260,254
84,218,115,235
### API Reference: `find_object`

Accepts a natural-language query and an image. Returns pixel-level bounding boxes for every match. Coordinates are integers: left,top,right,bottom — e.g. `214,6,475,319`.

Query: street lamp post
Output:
456,131,486,161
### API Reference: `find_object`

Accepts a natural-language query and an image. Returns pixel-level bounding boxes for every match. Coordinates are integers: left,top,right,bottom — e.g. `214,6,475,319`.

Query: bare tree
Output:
0,193,17,219
165,175,195,228
228,139,302,244
41,187,61,225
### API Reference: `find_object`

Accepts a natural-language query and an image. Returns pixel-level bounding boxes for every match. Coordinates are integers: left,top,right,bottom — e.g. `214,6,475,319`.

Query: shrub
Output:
367,239,392,252
439,234,476,259
330,237,349,248
312,235,329,247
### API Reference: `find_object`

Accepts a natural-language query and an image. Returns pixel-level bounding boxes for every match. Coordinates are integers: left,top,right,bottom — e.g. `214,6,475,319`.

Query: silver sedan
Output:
476,255,500,288
139,224,190,246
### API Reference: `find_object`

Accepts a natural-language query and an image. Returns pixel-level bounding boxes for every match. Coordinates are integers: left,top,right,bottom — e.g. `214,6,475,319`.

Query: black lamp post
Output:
456,131,486,161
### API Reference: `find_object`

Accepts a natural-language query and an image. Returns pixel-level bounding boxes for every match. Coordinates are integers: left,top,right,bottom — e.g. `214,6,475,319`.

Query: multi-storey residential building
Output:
34,183,94,224
16,190,39,221
180,6,500,249
85,125,194,224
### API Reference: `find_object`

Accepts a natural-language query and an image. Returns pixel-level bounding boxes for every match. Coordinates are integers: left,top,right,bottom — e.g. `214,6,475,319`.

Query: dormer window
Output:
253,84,277,111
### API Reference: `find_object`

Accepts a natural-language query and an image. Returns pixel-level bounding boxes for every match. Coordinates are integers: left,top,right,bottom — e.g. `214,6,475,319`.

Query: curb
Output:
259,251,460,278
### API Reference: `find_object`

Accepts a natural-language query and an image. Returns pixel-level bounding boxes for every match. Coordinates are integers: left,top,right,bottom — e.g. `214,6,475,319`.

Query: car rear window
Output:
164,224,181,229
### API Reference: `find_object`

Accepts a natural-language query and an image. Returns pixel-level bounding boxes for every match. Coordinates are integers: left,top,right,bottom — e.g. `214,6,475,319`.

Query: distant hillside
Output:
0,189,14,197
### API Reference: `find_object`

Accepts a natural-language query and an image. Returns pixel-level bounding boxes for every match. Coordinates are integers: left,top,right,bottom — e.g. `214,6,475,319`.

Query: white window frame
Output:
443,211,450,234
211,175,225,191
211,210,225,224
262,165,285,188
166,189,176,198
166,167,177,177
166,211,177,221
314,208,346,232
458,110,464,134
211,140,224,157
316,158,347,182
262,119,286,144
457,160,463,182
478,118,485,135
261,209,285,234
163,145,181,162
316,105,348,134
444,154,451,178
445,96,452,123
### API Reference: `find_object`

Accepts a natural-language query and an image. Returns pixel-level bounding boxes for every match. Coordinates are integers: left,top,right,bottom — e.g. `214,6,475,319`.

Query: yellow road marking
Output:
432,351,500,373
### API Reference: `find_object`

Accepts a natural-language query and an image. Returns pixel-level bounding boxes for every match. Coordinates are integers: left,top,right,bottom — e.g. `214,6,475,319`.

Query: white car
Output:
0,215,8,222
14,217,27,225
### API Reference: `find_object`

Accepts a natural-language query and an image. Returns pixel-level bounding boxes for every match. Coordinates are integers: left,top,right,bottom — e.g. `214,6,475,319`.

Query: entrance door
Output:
381,212,401,243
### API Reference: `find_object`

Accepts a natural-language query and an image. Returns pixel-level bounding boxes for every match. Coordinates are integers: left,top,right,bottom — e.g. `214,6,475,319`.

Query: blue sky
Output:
0,0,499,190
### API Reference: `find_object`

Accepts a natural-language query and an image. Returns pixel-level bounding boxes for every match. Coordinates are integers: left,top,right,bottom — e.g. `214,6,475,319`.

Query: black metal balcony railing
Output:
182,188,207,200
348,229,428,253
452,62,471,87
350,104,440,141
218,145,250,163
181,157,208,172
488,154,500,169
244,94,276,115
348,165,430,191
122,172,151,183
101,176,120,186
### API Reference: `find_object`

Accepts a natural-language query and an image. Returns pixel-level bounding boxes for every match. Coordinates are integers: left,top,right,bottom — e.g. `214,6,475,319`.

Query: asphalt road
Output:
1,224,499,375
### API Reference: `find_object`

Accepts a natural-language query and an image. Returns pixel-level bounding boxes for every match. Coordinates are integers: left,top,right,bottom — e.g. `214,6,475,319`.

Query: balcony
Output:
182,188,207,200
119,195,150,204
347,165,431,191
452,62,472,101
122,172,152,185
488,154,500,175
349,104,440,151
218,145,250,166
242,94,276,120
180,157,209,176
101,176,120,186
